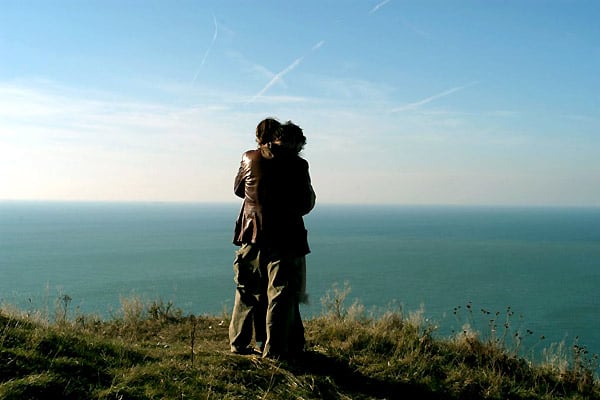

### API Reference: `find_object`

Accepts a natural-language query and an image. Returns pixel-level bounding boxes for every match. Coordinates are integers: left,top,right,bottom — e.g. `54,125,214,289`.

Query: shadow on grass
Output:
284,350,449,400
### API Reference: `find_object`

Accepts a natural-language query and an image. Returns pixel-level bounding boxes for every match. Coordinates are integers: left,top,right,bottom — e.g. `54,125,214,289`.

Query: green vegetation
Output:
1,286,598,399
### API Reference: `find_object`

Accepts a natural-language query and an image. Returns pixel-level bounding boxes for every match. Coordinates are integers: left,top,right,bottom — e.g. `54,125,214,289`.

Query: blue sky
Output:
1,0,599,205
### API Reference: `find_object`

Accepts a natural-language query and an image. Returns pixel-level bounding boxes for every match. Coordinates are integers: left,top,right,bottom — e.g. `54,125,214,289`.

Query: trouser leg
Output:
229,290,254,351
289,257,306,354
229,244,264,352
263,255,304,358
254,290,267,349
263,257,293,358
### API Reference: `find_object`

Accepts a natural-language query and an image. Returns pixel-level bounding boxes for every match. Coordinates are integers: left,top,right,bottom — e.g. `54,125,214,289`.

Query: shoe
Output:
231,346,262,356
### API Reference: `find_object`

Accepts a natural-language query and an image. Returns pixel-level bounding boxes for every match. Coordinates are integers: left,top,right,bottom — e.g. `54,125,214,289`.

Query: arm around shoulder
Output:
301,160,316,215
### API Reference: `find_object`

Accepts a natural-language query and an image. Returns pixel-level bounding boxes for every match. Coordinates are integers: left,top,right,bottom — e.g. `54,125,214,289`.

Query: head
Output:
280,121,307,153
255,118,282,146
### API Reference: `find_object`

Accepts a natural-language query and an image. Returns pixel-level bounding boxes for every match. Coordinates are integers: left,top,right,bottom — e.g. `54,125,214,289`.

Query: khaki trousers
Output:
228,244,306,358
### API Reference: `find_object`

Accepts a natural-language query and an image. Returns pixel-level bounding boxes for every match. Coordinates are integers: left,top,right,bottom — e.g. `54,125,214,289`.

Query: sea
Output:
1,201,599,364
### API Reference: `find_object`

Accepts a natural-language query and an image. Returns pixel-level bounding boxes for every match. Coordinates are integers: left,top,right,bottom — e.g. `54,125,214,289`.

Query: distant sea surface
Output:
1,201,599,360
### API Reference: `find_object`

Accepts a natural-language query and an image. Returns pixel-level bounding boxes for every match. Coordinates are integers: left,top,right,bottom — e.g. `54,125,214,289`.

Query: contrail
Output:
192,15,218,84
391,82,478,112
369,0,390,14
312,40,325,51
248,40,325,103
249,56,304,102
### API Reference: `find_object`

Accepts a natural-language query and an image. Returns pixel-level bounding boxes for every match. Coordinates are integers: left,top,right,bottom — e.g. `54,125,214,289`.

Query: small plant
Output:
320,281,352,319
54,294,72,324
120,295,145,324
571,338,599,391
147,299,182,323
452,302,533,355
189,314,197,366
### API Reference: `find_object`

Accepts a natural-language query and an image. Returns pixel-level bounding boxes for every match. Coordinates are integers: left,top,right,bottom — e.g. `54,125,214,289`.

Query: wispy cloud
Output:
247,40,325,103
391,82,478,112
192,15,218,84
369,0,391,14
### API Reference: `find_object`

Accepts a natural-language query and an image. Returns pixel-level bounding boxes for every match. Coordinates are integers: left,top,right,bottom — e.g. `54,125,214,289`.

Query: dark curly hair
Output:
281,121,307,153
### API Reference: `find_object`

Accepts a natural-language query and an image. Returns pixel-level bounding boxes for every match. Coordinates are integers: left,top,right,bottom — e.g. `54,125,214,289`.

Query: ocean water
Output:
1,201,599,361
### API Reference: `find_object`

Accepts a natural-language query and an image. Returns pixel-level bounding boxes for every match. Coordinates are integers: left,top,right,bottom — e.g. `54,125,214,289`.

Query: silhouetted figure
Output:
229,118,315,358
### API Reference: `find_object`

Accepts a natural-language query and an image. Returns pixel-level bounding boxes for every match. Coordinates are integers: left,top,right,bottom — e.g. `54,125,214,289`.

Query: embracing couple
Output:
228,118,316,359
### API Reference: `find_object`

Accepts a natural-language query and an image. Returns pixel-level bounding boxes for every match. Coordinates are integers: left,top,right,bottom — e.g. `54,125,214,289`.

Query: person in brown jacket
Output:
229,118,315,358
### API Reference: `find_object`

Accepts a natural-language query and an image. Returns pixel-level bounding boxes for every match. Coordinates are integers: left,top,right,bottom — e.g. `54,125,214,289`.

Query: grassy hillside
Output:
1,289,598,399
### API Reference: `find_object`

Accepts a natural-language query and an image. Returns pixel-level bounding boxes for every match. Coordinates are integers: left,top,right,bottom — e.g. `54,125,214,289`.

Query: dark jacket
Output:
233,146,316,257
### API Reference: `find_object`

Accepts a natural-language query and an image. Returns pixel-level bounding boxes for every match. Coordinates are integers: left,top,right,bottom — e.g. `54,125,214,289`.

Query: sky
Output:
1,0,599,206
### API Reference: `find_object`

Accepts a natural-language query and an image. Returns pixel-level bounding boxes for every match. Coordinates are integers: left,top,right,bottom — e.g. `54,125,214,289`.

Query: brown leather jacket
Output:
233,146,316,257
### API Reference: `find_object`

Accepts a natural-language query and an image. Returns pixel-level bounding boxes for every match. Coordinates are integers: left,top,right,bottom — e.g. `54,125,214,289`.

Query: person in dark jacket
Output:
229,118,315,358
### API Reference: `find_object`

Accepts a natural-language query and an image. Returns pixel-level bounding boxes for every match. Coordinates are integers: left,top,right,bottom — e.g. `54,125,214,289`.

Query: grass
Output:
0,287,598,400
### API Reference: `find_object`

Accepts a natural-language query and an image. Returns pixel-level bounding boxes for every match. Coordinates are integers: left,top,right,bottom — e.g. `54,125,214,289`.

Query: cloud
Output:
0,82,236,148
0,81,256,201
391,82,478,113
369,0,391,14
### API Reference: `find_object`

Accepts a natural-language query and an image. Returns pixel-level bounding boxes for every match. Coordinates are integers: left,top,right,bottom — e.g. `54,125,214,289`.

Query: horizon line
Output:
2,198,599,209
